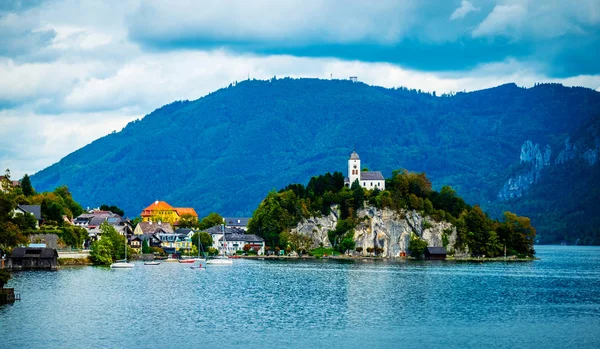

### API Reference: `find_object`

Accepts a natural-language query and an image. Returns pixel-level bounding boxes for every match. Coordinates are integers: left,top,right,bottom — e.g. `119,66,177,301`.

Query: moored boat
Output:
144,261,160,265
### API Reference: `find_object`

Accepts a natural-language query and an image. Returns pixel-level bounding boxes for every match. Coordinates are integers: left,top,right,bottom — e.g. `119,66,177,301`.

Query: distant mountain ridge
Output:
30,78,600,244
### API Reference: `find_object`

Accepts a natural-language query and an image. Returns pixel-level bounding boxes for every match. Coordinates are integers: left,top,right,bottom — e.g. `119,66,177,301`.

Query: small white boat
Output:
207,256,233,265
111,262,134,268
144,261,160,265
110,239,134,269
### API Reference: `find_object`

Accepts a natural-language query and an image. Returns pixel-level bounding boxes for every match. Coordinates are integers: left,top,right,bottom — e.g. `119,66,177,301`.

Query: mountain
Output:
30,78,600,244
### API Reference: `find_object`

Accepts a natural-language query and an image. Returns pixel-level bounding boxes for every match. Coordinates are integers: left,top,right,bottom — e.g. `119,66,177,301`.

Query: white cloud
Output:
472,4,527,38
128,0,420,45
450,0,480,20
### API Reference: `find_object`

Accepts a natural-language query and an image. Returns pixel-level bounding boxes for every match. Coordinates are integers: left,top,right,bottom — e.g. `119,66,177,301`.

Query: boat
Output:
178,259,195,264
144,261,160,265
111,236,134,268
190,262,206,270
207,223,232,266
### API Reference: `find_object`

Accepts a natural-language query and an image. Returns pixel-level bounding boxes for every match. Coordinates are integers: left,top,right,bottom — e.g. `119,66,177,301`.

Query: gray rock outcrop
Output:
290,205,467,257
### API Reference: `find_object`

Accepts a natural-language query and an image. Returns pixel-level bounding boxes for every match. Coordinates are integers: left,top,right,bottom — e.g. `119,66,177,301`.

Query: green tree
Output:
99,204,125,217
339,237,356,255
20,174,34,197
142,239,151,254
198,212,224,230
0,269,11,289
191,232,213,250
178,213,199,228
89,238,114,265
408,235,428,259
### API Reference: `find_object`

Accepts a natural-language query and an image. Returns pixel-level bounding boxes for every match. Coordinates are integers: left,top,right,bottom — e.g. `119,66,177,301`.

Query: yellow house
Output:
140,200,198,225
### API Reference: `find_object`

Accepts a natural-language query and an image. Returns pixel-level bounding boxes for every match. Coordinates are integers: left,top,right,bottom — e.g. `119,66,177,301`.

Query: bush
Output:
408,235,428,259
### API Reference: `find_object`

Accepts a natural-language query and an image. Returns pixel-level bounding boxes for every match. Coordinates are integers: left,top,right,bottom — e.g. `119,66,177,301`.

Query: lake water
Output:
1,245,600,348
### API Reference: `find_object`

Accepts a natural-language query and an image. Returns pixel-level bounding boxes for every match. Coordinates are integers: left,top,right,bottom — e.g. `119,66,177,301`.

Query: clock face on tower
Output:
353,165,357,169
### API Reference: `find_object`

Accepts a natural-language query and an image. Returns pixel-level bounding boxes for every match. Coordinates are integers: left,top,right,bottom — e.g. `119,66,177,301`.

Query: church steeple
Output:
348,150,361,185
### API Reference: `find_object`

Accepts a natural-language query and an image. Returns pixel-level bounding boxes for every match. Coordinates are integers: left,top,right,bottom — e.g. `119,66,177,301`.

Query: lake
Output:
1,245,600,348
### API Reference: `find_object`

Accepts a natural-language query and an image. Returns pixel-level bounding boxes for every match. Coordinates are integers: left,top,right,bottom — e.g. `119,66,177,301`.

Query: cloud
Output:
450,0,480,20
472,4,527,38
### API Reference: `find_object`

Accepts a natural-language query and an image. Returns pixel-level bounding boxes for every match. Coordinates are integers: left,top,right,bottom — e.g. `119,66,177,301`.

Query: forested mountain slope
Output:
30,78,600,244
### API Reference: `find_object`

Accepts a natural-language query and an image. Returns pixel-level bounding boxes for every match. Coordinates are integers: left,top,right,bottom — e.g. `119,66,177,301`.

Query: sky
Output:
1,0,599,178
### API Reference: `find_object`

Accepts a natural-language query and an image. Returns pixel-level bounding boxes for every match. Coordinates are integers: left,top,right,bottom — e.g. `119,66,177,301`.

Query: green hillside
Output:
30,78,600,244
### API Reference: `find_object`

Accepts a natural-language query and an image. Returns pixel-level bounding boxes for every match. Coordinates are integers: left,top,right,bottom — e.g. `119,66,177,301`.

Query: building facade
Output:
344,151,385,190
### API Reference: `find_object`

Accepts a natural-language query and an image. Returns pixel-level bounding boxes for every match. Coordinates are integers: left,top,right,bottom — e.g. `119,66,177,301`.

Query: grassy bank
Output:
58,257,93,266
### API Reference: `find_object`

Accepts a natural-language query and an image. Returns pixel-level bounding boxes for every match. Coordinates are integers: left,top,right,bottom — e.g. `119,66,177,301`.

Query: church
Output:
344,151,385,190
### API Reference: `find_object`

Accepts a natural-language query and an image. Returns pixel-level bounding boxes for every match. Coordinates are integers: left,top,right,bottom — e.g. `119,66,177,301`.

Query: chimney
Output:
155,200,158,205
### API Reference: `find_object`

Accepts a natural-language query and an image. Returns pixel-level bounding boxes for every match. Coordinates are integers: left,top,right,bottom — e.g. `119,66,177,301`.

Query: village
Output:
1,199,267,270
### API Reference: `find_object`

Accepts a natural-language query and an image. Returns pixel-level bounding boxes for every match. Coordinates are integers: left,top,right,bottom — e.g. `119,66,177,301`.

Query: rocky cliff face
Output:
498,130,599,201
291,205,466,257
497,140,551,201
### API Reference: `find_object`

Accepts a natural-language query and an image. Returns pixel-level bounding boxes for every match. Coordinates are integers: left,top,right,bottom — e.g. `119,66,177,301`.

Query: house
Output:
134,221,174,235
74,211,132,242
13,205,42,228
424,247,447,260
157,232,192,254
0,176,20,193
139,233,162,248
128,235,142,251
140,200,198,225
204,225,265,254
344,151,385,190
7,248,58,270
223,217,250,231
174,228,195,239
218,233,265,255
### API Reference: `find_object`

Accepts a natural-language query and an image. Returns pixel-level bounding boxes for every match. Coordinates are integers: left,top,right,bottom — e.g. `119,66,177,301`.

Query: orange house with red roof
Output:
140,200,198,225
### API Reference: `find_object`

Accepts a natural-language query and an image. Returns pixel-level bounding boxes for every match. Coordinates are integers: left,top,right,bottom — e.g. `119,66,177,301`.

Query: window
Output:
363,182,366,186
370,182,373,186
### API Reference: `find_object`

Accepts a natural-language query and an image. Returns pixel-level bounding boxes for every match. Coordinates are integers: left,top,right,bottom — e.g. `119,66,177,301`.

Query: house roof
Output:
223,217,250,227
140,233,161,242
426,247,447,255
10,248,58,259
360,171,384,181
135,221,174,234
17,205,42,220
175,228,195,235
174,207,198,217
204,225,245,235
219,233,264,243
142,200,175,212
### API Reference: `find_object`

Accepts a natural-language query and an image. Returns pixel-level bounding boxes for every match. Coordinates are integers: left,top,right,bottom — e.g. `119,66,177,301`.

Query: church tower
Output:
348,151,361,185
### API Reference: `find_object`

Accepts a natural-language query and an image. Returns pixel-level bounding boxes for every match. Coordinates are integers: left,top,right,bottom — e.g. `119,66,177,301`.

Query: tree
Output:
88,221,127,265
355,246,363,254
89,238,114,265
366,247,374,256
178,214,198,228
408,235,428,259
99,204,124,217
142,239,151,254
339,237,356,255
0,269,11,289
191,232,213,249
20,174,34,197
243,244,251,252
198,212,224,230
